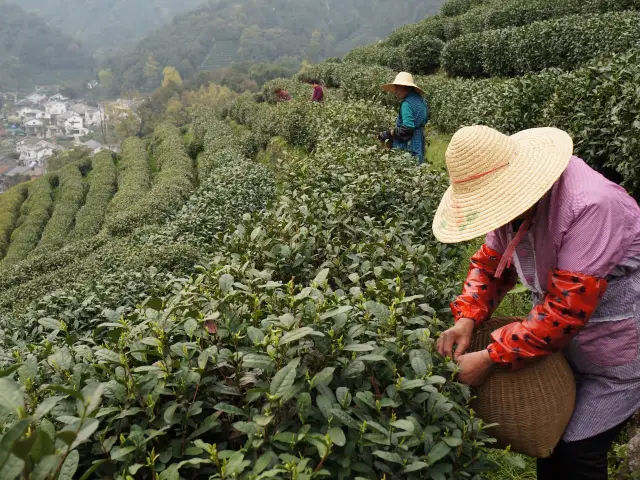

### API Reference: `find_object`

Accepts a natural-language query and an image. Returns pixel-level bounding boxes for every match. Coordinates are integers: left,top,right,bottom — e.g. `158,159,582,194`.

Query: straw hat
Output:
432,125,573,244
382,72,424,94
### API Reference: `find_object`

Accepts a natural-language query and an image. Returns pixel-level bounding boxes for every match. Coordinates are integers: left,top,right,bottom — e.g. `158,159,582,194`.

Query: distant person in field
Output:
377,72,428,164
310,79,324,103
434,125,640,480
273,88,291,103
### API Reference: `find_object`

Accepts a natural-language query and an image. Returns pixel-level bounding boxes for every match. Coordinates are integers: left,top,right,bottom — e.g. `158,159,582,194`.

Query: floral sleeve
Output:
487,270,607,370
451,244,519,326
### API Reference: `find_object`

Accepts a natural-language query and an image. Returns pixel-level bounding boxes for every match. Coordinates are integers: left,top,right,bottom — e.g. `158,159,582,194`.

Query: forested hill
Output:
0,1,95,91
9,0,204,57
102,0,443,93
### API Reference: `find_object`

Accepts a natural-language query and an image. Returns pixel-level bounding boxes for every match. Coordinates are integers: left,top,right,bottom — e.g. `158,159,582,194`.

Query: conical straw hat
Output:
432,125,573,244
382,72,424,94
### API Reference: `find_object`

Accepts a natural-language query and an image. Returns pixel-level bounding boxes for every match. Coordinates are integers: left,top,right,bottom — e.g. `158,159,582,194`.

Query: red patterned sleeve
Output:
450,244,519,326
487,270,608,370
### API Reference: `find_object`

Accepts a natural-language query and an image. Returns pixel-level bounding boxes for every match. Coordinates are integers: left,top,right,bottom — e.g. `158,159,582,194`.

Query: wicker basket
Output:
469,317,576,458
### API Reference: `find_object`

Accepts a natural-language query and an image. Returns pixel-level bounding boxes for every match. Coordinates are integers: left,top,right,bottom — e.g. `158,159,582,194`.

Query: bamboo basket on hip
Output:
460,316,575,459
432,125,579,459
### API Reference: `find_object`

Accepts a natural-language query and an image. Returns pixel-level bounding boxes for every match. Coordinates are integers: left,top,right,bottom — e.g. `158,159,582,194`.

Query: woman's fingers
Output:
441,332,455,358
454,336,470,360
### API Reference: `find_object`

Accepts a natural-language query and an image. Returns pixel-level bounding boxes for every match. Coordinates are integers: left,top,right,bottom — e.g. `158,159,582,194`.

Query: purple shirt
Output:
487,156,640,280
312,85,324,102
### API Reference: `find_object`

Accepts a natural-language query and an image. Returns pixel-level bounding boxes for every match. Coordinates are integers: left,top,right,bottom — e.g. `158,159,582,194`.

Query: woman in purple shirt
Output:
433,125,640,480
311,79,324,103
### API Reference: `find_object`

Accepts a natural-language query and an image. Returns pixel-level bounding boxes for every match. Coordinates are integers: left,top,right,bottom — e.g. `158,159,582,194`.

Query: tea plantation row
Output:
0,124,201,267
345,0,640,77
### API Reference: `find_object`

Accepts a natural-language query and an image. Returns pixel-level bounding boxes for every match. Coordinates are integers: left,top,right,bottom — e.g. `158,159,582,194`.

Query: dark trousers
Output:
537,421,628,480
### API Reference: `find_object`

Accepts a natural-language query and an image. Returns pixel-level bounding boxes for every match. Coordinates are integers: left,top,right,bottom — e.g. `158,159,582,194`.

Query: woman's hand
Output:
456,350,495,386
437,317,475,360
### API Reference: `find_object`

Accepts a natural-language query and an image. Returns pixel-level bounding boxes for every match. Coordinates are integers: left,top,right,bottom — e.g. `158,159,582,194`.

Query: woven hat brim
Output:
432,128,573,244
382,83,424,94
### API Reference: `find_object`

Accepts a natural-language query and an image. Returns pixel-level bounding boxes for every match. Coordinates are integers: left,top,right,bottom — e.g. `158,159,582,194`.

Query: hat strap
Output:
495,216,532,279
453,163,509,185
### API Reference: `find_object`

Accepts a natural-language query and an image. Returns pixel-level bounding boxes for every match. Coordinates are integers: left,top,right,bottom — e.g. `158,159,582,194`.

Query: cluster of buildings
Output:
13,92,102,139
0,91,124,189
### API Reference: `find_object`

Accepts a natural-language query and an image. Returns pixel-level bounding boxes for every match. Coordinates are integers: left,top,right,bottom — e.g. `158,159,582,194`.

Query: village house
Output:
72,104,102,127
81,139,108,156
18,107,44,120
56,112,87,136
24,119,46,138
45,101,67,117
6,163,45,179
16,138,59,164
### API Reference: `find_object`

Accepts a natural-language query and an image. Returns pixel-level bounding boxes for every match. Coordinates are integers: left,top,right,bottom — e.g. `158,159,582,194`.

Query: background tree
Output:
162,66,183,89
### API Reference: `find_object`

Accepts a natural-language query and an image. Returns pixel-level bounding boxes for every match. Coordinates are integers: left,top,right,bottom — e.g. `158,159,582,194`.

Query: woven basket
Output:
469,317,576,458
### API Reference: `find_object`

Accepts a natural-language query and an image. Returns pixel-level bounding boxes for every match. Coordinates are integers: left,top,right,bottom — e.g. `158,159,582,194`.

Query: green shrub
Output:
2,175,56,265
442,11,640,77
441,0,489,17
36,163,86,252
0,182,29,258
543,49,640,193
402,34,444,75
0,235,109,294
386,20,439,46
172,159,276,243
344,44,405,71
106,124,196,236
443,0,640,40
339,63,396,104
107,136,151,218
71,151,117,240
297,62,343,88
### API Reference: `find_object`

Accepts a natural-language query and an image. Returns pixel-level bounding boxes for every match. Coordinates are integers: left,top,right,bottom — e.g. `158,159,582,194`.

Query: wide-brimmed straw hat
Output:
432,125,573,244
382,72,424,94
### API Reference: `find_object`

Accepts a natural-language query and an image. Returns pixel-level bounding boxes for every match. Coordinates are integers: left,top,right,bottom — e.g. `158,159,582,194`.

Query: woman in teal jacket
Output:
377,72,429,164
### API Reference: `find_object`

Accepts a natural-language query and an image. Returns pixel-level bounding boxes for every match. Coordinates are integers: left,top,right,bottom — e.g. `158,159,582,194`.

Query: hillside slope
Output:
103,0,443,92
9,0,204,56
0,1,95,91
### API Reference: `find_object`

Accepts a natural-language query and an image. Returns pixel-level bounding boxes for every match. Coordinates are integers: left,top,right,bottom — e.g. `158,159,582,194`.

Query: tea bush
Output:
297,62,344,89
439,0,640,41
2,175,56,265
171,120,276,244
543,49,640,192
344,44,405,72
441,0,489,17
36,163,87,252
106,124,196,236
106,137,151,219
0,235,110,295
0,183,28,258
419,69,560,134
442,11,640,77
71,152,117,240
401,34,444,75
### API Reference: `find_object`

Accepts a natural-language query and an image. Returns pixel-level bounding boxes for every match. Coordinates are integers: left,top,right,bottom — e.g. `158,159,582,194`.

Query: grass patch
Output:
486,451,537,480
